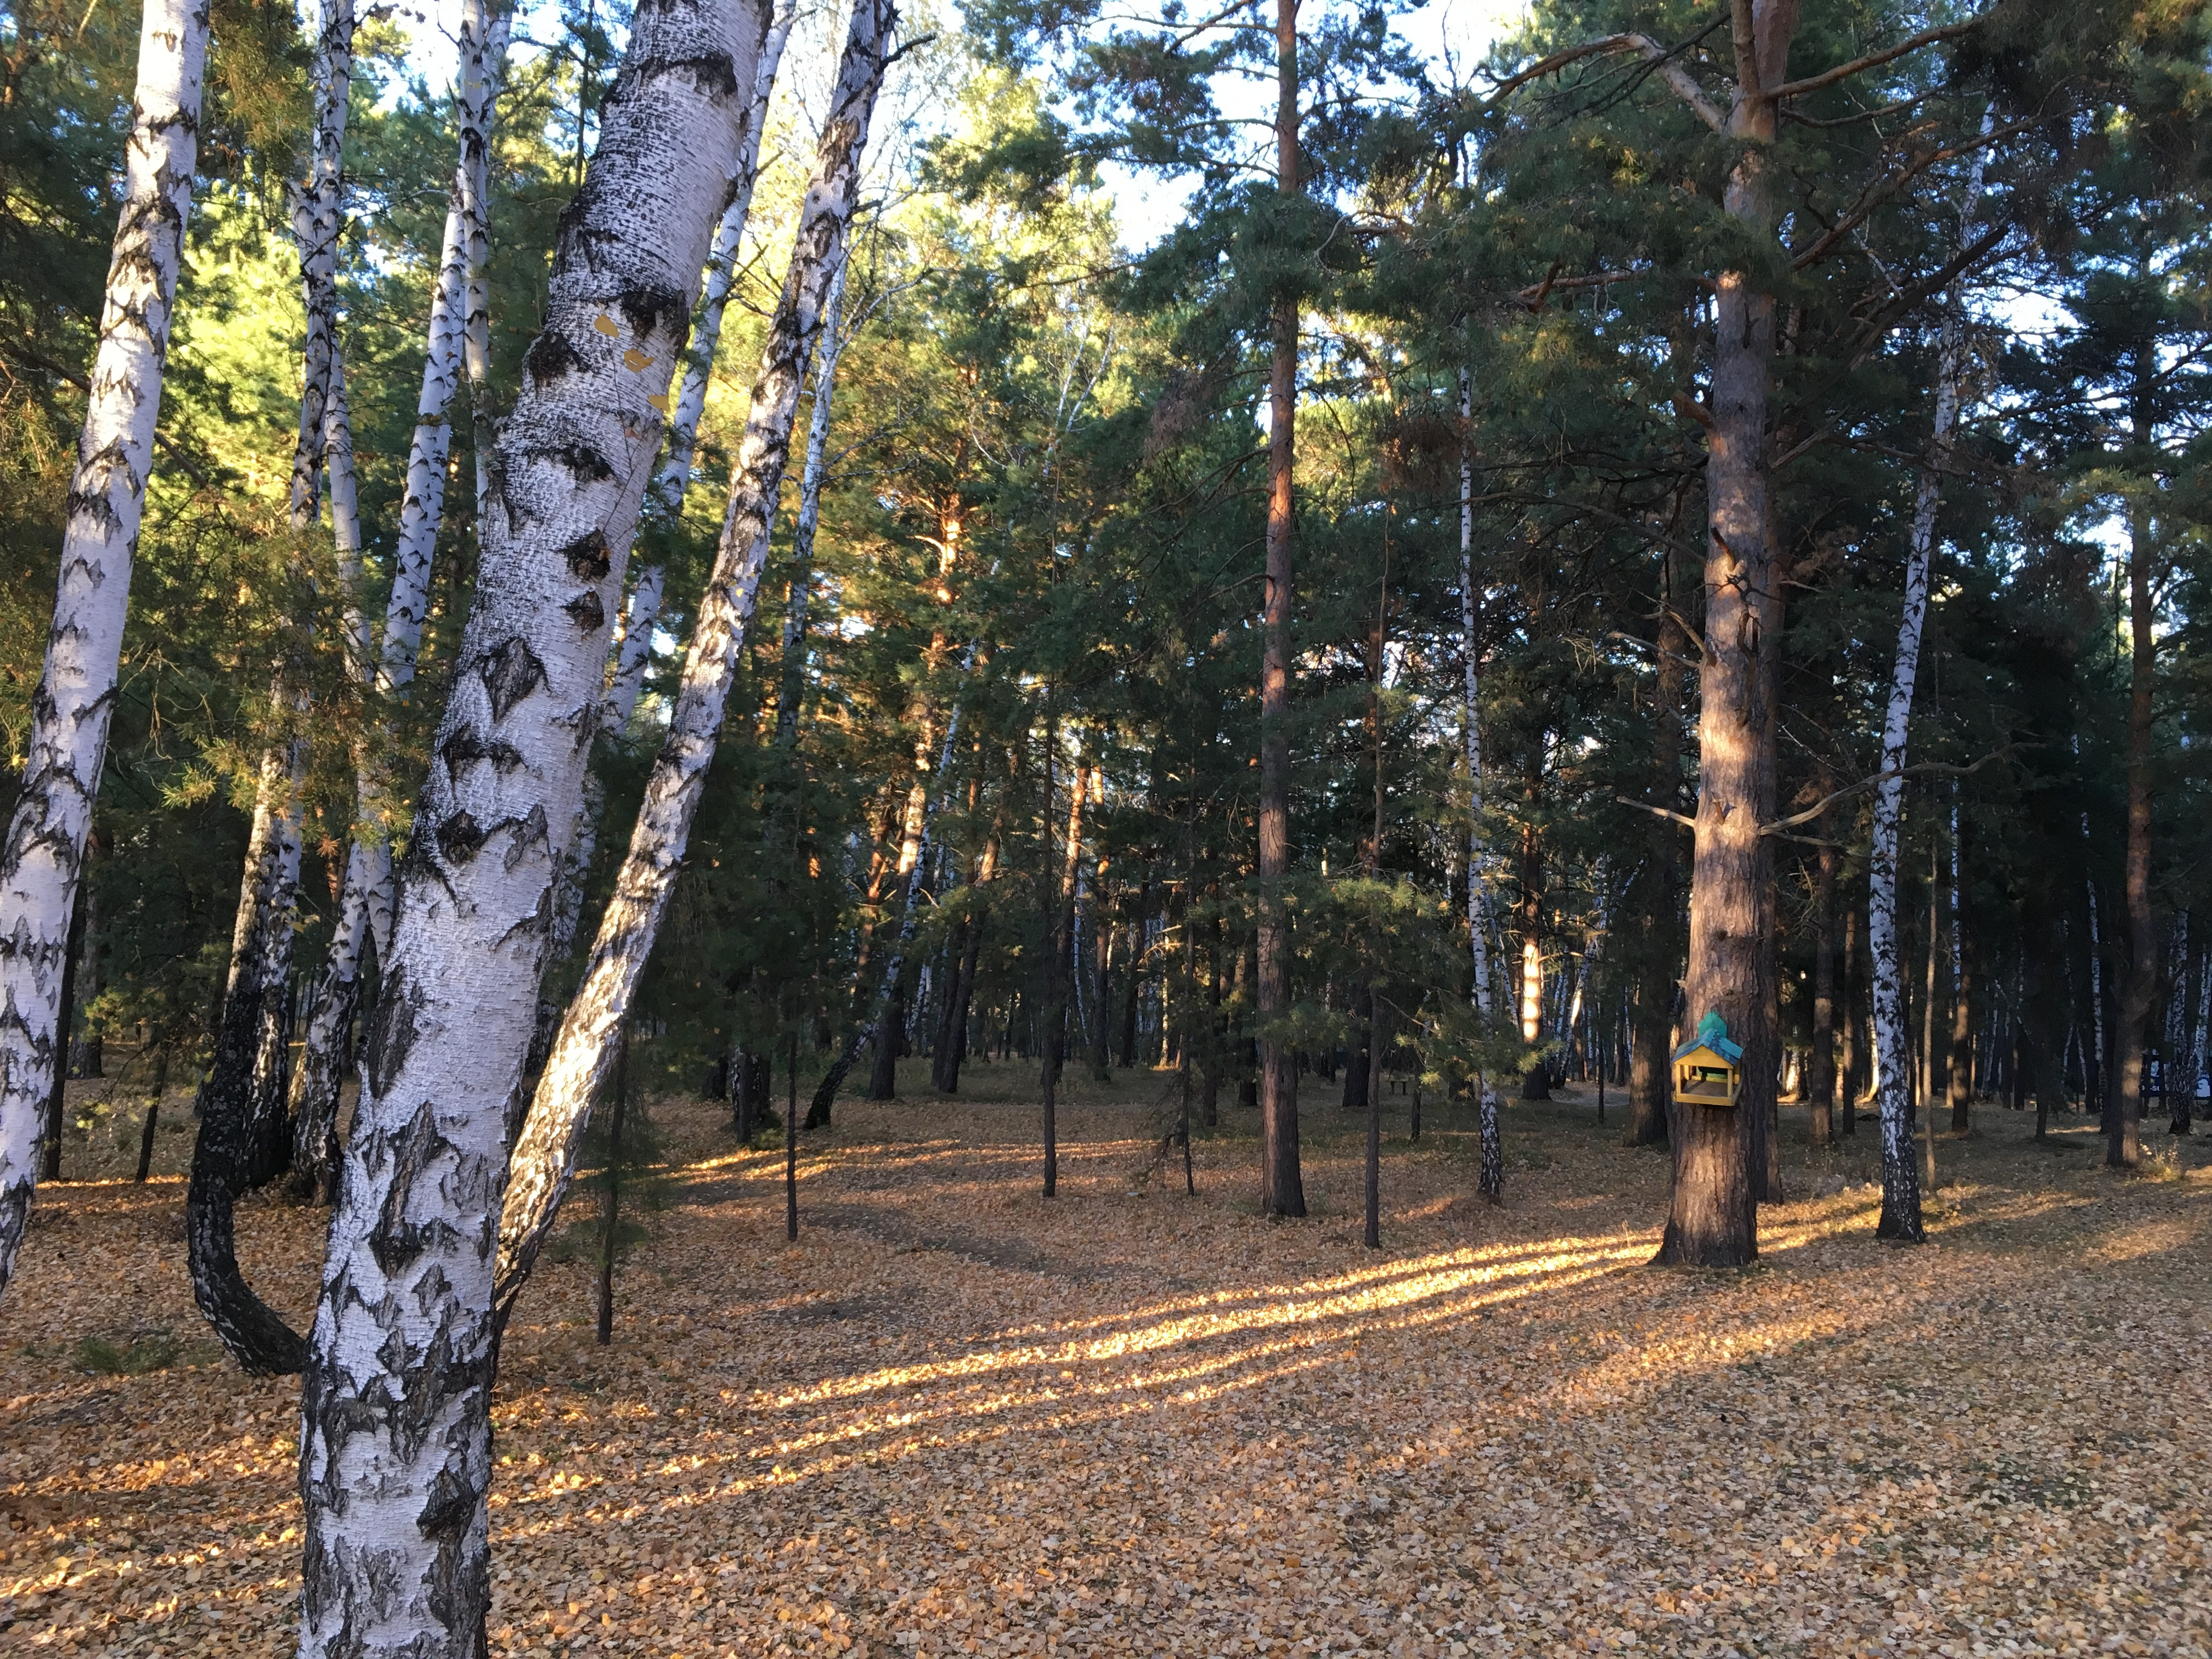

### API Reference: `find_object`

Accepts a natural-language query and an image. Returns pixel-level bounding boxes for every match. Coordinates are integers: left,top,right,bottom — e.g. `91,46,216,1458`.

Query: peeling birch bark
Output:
1871,142,1987,1243
0,0,212,1302
296,3,769,1649
289,0,516,1200
495,0,895,1330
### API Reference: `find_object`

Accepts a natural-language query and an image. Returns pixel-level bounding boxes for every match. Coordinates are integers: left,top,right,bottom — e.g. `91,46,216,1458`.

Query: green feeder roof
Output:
1673,1010,1742,1065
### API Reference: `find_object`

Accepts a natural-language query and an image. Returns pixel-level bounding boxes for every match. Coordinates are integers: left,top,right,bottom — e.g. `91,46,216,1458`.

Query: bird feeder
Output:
1672,1011,1743,1109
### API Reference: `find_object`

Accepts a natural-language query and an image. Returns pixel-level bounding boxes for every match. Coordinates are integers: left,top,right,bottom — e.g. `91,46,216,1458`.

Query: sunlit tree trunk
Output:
296,4,769,1649
1256,0,1304,1217
2113,469,2157,1169
1809,825,1838,1147
1657,2,1790,1268
494,0,892,1331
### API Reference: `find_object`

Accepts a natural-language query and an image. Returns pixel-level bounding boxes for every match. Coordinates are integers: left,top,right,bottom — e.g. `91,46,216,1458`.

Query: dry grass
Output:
4,1060,2209,1656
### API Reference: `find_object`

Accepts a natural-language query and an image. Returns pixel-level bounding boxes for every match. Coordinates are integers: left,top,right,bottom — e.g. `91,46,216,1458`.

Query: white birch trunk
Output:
289,0,516,1197
495,0,896,1327
0,0,212,1301
1459,367,1501,1199
773,254,850,747
190,0,357,1370
590,10,791,746
1871,140,1988,1242
296,4,769,1649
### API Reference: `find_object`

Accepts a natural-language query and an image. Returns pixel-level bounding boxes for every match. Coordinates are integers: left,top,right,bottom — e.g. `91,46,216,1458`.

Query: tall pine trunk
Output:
495,0,890,1333
0,0,212,1302
1809,830,1838,1146
2112,483,2156,1168
1657,1,1791,1268
1255,0,1304,1217
296,6,769,1650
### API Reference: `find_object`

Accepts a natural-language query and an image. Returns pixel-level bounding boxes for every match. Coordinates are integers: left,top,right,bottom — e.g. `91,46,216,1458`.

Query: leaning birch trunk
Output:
1871,140,1986,1244
1458,368,1502,1200
773,254,851,747
188,0,357,1372
295,5,769,1649
492,0,895,1336
541,15,789,994
815,697,964,1121
288,0,515,1200
0,0,212,1301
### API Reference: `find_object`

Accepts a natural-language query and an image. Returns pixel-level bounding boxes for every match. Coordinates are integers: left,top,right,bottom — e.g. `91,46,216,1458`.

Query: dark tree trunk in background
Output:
2113,492,2155,1170
1624,571,1685,1148
1809,835,1838,1147
1343,984,1372,1114
1839,901,1861,1135
39,881,84,1182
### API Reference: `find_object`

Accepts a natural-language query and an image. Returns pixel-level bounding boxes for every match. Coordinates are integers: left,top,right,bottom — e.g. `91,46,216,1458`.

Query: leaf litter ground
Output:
4,1061,2210,1657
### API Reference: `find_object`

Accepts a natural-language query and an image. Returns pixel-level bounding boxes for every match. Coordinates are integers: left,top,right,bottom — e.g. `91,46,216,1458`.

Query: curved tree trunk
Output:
0,0,211,1305
296,5,770,1650
494,0,894,1335
190,0,360,1368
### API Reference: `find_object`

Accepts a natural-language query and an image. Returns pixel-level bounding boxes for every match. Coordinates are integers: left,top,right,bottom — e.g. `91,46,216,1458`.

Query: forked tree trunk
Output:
296,5,769,1651
1255,0,1304,1218
0,0,212,1304
493,0,893,1332
1458,369,1502,1197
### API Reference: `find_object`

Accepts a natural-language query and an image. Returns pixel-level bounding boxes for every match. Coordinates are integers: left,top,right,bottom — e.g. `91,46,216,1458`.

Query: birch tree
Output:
188,0,362,1374
1870,144,1988,1244
0,0,212,1303
289,0,516,1200
295,2,771,1647
1458,369,1502,1200
494,0,898,1332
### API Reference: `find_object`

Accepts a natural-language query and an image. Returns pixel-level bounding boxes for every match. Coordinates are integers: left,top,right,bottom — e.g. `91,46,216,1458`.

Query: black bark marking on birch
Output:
561,528,613,580
565,590,606,632
550,442,616,484
617,281,687,339
366,968,427,1099
441,729,524,776
436,810,488,864
416,1465,477,1539
479,636,545,720
368,1097,449,1276
524,330,587,385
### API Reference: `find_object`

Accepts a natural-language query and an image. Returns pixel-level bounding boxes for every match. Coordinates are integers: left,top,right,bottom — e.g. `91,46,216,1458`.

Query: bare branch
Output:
1770,20,1978,102
1617,795,1697,831
1757,751,2005,836
1489,33,1728,133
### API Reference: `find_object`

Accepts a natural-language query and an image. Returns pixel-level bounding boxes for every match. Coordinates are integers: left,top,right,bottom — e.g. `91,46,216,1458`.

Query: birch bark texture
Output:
190,0,360,1373
1458,369,1502,1200
296,5,769,1650
0,0,211,1302
494,0,894,1332
289,0,516,1197
1870,139,1987,1243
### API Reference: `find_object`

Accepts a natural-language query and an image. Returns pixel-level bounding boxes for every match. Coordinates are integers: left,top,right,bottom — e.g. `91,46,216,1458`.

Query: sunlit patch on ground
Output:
4,1063,2209,1655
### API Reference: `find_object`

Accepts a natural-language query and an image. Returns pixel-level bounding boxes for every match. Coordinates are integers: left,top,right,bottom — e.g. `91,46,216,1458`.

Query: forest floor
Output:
3,1059,2210,1658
